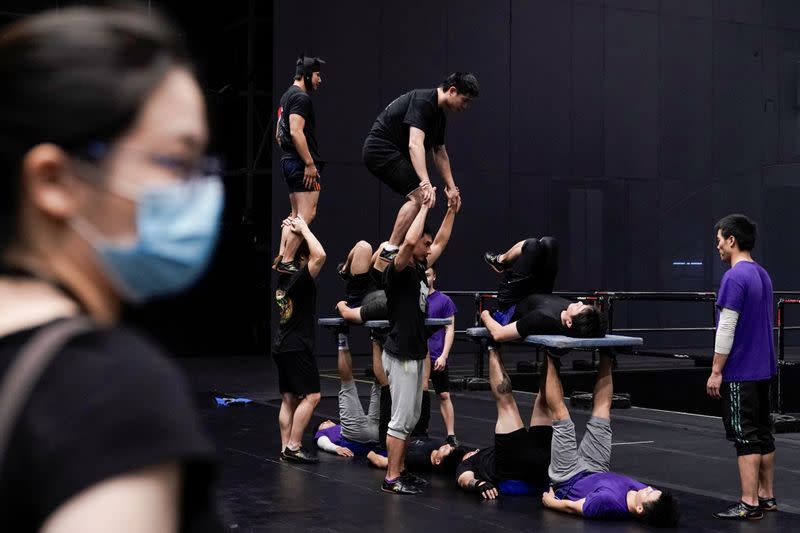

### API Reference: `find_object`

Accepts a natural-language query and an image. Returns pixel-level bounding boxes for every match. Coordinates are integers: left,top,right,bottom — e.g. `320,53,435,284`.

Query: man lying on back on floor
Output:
454,341,552,500
540,351,679,526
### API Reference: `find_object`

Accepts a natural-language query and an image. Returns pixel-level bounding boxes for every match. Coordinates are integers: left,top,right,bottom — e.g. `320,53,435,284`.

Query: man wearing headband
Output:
363,72,478,263
274,54,326,274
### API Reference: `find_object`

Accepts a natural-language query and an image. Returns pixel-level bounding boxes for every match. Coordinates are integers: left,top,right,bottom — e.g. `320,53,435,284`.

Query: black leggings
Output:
497,237,559,309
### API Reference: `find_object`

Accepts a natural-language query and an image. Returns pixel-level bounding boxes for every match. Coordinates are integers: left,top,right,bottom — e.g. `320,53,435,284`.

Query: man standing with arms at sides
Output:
707,214,777,520
363,72,478,262
274,54,325,274
424,265,459,446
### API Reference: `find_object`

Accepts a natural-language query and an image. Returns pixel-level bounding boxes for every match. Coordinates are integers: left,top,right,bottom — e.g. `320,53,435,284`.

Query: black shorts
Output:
362,138,419,197
273,350,320,396
430,364,450,393
494,426,553,484
360,290,388,322
345,272,378,307
721,380,775,456
281,157,322,193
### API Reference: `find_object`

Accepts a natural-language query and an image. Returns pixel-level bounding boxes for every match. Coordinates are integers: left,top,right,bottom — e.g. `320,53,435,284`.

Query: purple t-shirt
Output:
716,261,777,382
426,290,457,361
314,424,373,456
556,471,646,519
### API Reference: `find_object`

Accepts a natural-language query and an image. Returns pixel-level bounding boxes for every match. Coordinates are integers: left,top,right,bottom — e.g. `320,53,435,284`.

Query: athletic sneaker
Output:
379,247,398,262
483,251,507,273
400,470,429,487
336,262,349,280
713,501,763,520
381,477,422,495
759,497,778,511
445,434,460,447
281,446,319,464
275,260,300,275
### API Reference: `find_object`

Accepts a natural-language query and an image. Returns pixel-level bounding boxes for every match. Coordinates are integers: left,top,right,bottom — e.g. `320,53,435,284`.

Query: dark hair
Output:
440,72,480,98
641,491,680,527
438,446,468,475
421,224,434,240
715,213,757,252
566,307,607,338
0,5,189,257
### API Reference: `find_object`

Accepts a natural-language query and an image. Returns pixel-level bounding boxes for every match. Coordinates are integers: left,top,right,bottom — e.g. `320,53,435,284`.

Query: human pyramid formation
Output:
272,56,778,526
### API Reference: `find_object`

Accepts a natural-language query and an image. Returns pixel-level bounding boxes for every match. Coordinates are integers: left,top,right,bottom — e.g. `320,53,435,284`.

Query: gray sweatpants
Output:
339,381,380,443
382,351,425,440
549,416,612,485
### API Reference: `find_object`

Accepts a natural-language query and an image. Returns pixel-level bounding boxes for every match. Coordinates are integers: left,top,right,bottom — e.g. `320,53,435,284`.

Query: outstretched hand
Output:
445,185,462,212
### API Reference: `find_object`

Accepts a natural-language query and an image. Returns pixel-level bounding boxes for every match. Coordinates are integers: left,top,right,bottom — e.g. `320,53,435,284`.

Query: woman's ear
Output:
20,143,82,220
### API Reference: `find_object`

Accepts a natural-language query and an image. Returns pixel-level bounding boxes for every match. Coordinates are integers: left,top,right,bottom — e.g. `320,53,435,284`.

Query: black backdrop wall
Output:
273,0,800,355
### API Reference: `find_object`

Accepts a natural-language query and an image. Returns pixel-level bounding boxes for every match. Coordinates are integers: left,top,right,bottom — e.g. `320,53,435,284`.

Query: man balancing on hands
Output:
363,72,477,263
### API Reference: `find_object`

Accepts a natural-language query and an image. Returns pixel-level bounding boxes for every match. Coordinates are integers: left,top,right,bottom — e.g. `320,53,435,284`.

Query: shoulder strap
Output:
0,317,95,463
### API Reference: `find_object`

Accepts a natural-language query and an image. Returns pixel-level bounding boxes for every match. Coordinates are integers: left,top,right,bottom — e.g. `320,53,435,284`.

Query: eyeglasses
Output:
78,140,223,180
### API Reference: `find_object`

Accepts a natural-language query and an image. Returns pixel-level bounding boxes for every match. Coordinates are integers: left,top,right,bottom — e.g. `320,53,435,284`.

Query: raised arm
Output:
286,215,326,278
428,203,458,266
393,203,430,272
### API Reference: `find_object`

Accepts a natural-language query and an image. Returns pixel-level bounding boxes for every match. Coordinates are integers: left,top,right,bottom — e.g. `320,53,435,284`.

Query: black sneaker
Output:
713,501,763,520
484,251,507,273
271,254,283,271
336,262,349,280
759,497,778,512
445,435,460,447
381,477,423,495
379,247,398,262
281,446,319,464
275,260,300,275
400,470,429,487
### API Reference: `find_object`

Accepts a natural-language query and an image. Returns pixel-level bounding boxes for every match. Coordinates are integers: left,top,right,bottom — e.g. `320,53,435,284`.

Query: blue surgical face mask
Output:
72,176,224,303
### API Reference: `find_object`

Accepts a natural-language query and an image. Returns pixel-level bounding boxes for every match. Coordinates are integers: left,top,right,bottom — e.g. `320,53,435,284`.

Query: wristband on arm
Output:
467,479,496,497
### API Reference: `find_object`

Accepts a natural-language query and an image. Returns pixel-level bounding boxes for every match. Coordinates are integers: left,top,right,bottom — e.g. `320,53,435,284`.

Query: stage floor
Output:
184,356,800,532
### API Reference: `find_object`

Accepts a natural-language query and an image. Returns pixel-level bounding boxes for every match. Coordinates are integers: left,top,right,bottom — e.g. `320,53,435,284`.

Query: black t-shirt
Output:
383,261,429,360
277,85,322,164
274,266,317,354
405,437,439,472
0,320,220,532
513,294,572,337
366,89,446,157
455,447,498,484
